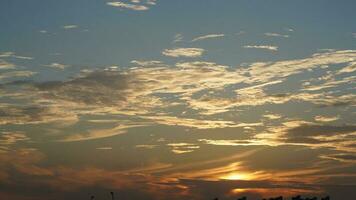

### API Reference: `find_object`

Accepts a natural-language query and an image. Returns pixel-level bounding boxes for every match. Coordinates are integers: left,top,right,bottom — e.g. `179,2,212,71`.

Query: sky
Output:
0,0,356,199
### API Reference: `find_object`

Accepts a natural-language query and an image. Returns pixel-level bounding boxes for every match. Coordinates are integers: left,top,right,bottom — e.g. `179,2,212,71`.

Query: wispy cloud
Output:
96,147,113,150
284,28,294,32
162,48,205,57
0,60,15,69
173,33,183,43
167,143,200,154
43,63,70,70
243,45,278,51
146,0,156,5
314,115,339,122
131,60,165,66
0,52,33,60
0,71,36,81
1,50,355,144
107,1,150,11
263,114,282,120
264,32,289,38
62,25,78,29
192,34,225,42
0,132,29,152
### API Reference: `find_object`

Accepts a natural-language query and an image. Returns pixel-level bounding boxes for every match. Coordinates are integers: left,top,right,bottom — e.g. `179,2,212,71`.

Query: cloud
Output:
325,154,356,162
34,71,130,105
162,48,205,57
337,61,356,74
314,115,339,122
0,52,33,60
58,123,147,142
173,33,183,43
135,144,157,149
146,0,156,5
1,50,355,143
0,71,36,81
43,63,70,70
0,132,30,152
198,139,261,147
62,25,78,29
286,124,356,138
285,28,294,32
280,124,356,151
192,34,225,42
167,143,200,154
243,45,278,51
0,60,15,69
107,1,150,11
142,115,244,129
96,147,113,150
264,32,289,38
263,114,282,120
131,60,165,67
0,105,78,126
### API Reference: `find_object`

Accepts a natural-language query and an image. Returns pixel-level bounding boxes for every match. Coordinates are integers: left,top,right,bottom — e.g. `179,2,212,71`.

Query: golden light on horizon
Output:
230,188,320,198
220,172,254,180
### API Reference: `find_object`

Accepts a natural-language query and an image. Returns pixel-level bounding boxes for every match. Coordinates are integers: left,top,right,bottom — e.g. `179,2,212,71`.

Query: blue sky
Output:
0,1,356,200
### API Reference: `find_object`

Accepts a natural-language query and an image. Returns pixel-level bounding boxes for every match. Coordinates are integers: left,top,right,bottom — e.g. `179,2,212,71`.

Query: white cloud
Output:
131,60,164,66
167,143,200,154
2,50,355,142
146,0,156,5
243,45,278,51
162,48,205,57
43,63,70,70
314,115,339,122
0,52,33,60
192,34,225,42
284,28,294,32
264,32,289,38
173,33,183,43
0,60,15,69
0,71,37,80
107,1,149,11
96,147,113,150
63,25,78,29
59,125,129,142
338,61,356,74
263,114,282,120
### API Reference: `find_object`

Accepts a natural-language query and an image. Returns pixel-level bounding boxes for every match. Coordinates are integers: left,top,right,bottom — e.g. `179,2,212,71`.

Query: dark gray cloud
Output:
0,106,46,125
329,154,356,161
285,124,356,143
35,71,130,105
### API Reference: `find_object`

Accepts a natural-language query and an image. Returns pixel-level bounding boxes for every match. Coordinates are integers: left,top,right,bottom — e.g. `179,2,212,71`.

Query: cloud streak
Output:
192,34,225,42
243,45,278,51
162,48,205,57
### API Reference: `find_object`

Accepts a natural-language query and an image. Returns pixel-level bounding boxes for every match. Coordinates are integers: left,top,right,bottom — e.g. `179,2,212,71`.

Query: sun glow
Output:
220,173,253,180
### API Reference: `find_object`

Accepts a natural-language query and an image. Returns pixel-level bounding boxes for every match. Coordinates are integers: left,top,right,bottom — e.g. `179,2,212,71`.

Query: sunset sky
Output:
1,0,356,199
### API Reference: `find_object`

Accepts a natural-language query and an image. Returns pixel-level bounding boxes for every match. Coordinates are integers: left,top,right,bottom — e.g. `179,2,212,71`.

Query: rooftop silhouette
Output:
89,193,330,200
